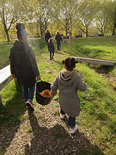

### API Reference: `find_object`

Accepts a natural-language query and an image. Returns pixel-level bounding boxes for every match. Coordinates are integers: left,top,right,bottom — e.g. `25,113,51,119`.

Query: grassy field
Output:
0,42,12,69
1,36,116,67
68,36,116,60
0,37,116,154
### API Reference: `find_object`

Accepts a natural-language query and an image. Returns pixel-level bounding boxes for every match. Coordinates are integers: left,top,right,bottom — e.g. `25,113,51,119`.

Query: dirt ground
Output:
0,100,103,155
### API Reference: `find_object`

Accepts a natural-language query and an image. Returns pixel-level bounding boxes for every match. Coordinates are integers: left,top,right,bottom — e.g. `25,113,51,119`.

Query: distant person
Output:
45,29,51,43
9,22,41,111
55,31,62,50
48,38,55,60
51,57,87,134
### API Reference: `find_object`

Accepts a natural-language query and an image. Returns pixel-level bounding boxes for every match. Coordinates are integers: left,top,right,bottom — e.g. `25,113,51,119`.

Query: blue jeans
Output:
22,85,35,102
60,109,76,128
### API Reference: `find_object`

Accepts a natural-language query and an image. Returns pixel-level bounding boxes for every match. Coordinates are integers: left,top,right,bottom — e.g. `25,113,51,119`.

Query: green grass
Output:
65,36,116,60
77,63,116,154
0,42,12,69
1,36,116,67
0,37,116,154
27,127,32,133
38,114,47,122
0,81,25,126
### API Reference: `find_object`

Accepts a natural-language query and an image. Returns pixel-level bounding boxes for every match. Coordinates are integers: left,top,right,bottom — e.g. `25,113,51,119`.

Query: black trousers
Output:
57,41,61,50
50,51,54,60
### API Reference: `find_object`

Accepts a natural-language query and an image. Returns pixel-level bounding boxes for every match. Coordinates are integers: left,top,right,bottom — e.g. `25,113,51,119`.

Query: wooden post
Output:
69,32,72,56
36,39,40,55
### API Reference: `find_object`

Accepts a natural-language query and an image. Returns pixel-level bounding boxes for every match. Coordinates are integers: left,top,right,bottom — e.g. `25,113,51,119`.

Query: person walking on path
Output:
55,31,62,50
9,22,41,112
45,29,51,43
48,38,55,60
51,57,87,134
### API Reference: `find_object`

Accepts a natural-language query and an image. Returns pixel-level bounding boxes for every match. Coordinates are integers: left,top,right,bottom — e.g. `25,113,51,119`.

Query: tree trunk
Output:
45,20,48,31
40,22,43,36
6,30,10,42
112,28,115,36
40,17,43,36
70,18,72,37
65,18,69,39
69,32,72,56
36,21,39,37
66,27,68,38
86,25,88,37
2,16,10,42
112,6,116,36
2,7,10,42
100,27,103,34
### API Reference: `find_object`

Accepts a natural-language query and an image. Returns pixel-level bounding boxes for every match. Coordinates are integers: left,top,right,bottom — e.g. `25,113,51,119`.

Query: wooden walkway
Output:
74,56,116,66
0,65,12,91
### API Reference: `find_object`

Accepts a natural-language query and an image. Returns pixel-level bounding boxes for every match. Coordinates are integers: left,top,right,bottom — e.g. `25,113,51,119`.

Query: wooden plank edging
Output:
74,56,116,66
0,65,12,91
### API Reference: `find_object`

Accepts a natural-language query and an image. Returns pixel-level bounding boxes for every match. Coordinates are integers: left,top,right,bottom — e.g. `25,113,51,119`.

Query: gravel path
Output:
0,100,102,155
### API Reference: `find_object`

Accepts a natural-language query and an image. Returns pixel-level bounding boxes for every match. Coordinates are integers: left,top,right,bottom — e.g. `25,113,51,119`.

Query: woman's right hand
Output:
36,75,41,81
12,74,17,81
12,74,15,78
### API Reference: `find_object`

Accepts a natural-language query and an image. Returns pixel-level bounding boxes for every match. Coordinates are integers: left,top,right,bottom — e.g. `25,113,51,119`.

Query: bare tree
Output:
0,0,21,42
31,0,51,37
51,0,79,37
78,0,99,37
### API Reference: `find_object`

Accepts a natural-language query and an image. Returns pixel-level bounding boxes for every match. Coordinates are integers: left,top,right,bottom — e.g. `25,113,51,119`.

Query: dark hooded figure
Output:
45,29,51,43
9,22,41,111
48,38,55,60
55,32,62,50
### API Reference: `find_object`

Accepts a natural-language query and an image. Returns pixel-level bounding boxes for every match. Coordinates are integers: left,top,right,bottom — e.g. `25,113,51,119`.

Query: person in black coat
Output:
48,38,55,60
55,32,62,50
45,29,51,43
9,22,41,111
